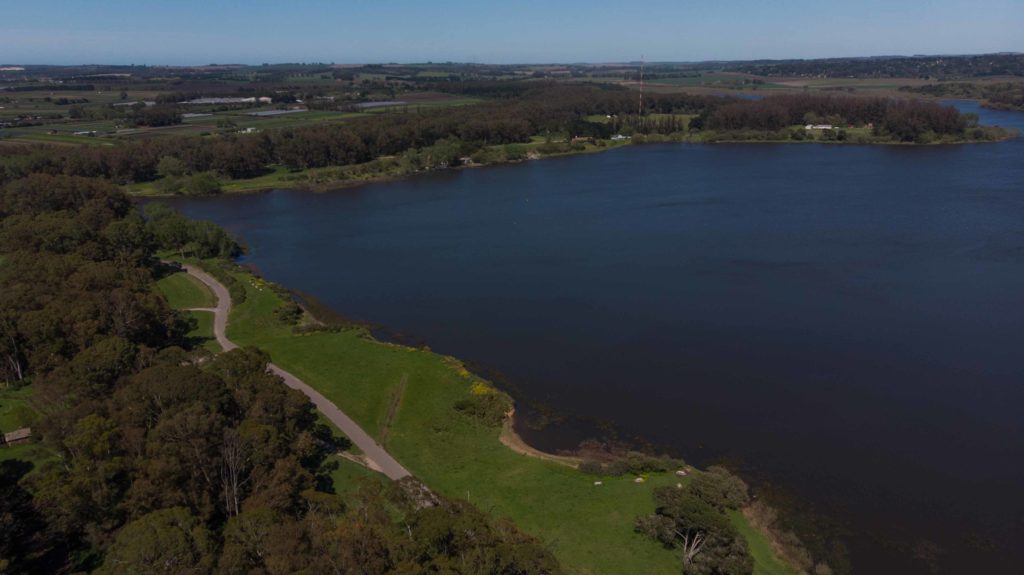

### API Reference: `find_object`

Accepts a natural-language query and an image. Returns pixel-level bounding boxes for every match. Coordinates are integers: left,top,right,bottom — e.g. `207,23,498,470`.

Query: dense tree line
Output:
900,81,1024,111
730,53,1024,79
131,105,183,127
1,84,97,92
704,93,968,141
0,174,561,573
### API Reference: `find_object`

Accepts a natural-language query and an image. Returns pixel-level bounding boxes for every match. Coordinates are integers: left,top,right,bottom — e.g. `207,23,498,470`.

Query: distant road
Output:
179,263,412,481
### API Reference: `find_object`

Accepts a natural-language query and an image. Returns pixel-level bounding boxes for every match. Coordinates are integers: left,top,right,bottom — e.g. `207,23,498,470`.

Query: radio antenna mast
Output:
638,55,645,118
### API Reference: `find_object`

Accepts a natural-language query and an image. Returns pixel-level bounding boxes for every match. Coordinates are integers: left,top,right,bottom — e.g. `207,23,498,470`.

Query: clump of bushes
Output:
453,391,511,426
577,460,606,475
577,451,685,476
536,141,572,154
273,301,303,325
687,466,750,511
144,203,241,259
503,144,529,161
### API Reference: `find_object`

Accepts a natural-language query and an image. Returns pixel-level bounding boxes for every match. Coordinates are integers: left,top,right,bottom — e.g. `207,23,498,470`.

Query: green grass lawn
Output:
156,271,217,309
0,442,54,467
217,265,794,575
0,386,33,433
155,271,220,352
185,310,220,353
328,453,389,499
0,387,52,472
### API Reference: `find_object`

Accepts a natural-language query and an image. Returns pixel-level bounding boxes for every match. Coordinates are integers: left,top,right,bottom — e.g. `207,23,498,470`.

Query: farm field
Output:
1,80,479,144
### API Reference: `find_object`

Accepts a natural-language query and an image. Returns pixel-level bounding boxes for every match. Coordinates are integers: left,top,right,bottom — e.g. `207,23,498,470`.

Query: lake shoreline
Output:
132,126,1018,198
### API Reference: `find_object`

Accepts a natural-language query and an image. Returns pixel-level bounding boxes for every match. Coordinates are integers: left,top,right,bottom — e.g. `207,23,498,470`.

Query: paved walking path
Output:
179,264,411,480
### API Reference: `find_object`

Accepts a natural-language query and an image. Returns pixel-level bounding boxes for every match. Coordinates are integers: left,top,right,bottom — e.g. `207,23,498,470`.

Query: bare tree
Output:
676,528,707,568
220,429,250,517
0,317,24,385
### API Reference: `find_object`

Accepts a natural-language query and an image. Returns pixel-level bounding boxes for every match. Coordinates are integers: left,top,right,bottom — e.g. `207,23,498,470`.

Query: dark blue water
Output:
163,101,1024,574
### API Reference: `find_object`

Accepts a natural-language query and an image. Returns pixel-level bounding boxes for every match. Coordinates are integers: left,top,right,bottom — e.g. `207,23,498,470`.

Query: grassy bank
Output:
731,510,800,575
185,260,797,575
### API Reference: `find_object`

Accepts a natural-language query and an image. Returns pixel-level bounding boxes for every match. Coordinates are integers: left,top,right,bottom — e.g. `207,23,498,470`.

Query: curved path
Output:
179,263,411,480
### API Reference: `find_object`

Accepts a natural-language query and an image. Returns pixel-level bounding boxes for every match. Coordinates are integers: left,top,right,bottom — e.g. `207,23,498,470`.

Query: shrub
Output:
274,301,303,325
624,452,685,475
503,144,528,161
687,466,750,511
537,142,570,154
185,171,222,195
453,391,511,426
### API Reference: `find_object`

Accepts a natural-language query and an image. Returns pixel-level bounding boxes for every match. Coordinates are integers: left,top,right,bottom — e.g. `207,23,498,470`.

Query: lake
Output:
162,101,1024,574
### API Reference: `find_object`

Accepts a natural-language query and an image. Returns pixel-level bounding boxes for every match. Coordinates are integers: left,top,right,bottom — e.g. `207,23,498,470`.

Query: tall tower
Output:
638,56,645,118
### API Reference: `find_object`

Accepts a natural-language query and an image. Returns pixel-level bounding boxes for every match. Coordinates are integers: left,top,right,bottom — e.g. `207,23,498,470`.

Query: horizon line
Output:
3,51,1022,69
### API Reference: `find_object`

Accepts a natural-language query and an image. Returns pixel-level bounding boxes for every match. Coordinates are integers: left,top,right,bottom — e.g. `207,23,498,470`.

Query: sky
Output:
1,0,1022,65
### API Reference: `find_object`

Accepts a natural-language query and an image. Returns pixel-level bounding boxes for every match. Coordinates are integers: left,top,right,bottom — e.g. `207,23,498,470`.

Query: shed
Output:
3,427,32,446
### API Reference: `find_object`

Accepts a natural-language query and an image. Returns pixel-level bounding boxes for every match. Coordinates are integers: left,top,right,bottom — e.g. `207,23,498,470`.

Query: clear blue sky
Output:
2,0,1022,65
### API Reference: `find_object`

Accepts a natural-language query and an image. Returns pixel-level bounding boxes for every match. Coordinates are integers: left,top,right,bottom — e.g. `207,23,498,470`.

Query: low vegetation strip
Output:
730,510,800,575
379,373,408,445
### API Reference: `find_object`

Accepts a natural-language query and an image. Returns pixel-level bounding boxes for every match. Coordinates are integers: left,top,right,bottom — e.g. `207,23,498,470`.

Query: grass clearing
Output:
0,442,54,467
155,270,219,352
0,387,52,473
327,453,390,499
0,386,33,433
217,264,793,574
156,271,217,309
185,310,219,353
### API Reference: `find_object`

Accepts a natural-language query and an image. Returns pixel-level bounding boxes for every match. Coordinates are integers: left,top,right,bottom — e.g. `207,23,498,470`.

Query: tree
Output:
98,507,214,574
688,467,750,512
156,156,187,179
133,106,182,128
637,486,753,575
185,172,221,195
